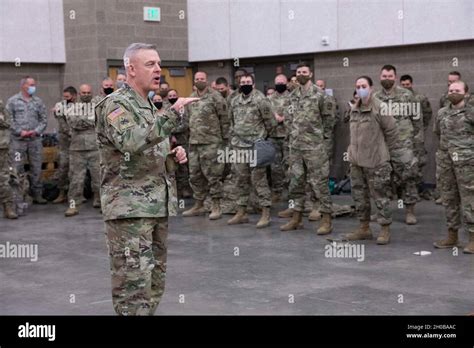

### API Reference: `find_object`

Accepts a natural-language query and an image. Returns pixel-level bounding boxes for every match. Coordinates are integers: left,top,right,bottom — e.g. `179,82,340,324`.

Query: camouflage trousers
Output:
105,217,168,316
233,146,271,207
351,162,393,225
391,165,419,205
0,149,13,204
68,150,100,205
288,147,332,214
269,137,288,195
414,144,427,186
188,143,224,201
10,138,43,196
438,150,474,233
55,132,70,191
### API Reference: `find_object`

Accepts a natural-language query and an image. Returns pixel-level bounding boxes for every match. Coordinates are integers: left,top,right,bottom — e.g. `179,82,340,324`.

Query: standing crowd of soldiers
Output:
0,63,473,255
1,42,472,316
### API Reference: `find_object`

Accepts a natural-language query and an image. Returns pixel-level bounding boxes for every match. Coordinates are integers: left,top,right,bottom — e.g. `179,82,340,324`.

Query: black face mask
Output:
240,85,253,95
154,101,163,109
65,99,73,104
168,98,178,105
275,84,287,93
103,87,114,95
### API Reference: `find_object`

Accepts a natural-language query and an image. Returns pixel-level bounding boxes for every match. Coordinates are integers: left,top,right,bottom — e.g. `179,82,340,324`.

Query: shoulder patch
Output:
107,106,125,123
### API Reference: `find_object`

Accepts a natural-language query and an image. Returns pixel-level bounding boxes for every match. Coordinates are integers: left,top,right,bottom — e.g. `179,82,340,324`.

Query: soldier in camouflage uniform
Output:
52,86,77,204
227,73,277,228
0,100,18,219
343,76,410,245
435,71,462,204
95,43,196,316
64,84,101,217
373,65,420,225
400,75,432,192
267,74,290,204
181,72,229,220
280,63,334,235
433,81,474,254
7,76,48,204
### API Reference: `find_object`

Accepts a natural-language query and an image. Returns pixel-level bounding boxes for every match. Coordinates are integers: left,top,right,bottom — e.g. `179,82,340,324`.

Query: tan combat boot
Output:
182,200,206,217
463,233,474,254
343,221,373,241
53,190,67,204
209,198,222,220
308,204,321,221
405,204,417,225
433,228,458,249
316,213,333,235
3,203,18,219
93,192,101,208
278,208,294,218
280,210,303,231
435,197,442,205
227,206,249,225
376,225,391,245
65,206,79,217
256,207,271,228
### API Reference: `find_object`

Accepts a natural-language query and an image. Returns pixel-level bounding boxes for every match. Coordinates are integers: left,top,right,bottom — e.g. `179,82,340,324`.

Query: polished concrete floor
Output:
0,195,473,315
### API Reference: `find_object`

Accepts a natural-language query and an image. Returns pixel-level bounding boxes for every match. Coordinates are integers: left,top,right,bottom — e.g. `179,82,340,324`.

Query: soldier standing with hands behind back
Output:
95,43,198,316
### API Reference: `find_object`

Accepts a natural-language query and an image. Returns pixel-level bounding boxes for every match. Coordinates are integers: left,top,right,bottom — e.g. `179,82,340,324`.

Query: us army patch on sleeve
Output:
107,106,125,123
107,105,136,133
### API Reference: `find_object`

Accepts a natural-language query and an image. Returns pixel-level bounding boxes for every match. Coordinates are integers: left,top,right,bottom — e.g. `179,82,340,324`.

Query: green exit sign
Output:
143,7,161,22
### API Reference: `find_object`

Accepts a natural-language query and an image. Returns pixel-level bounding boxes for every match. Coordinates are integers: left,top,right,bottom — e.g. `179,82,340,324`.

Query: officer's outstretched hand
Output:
171,97,200,114
171,145,187,164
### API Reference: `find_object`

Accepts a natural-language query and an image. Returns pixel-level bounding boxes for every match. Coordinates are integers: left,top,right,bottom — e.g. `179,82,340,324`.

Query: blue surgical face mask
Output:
27,86,36,96
148,91,155,99
356,87,370,99
116,81,125,89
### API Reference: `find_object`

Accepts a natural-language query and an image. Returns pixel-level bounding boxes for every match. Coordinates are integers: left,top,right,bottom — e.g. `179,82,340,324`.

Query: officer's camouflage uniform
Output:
373,86,420,205
95,83,179,316
65,101,100,205
229,89,276,208
6,92,47,199
186,88,229,201
267,90,290,197
287,83,334,214
434,103,474,241
54,101,71,191
0,101,15,209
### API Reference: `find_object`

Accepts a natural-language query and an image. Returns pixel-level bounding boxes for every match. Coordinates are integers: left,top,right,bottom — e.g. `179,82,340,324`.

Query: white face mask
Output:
356,87,370,99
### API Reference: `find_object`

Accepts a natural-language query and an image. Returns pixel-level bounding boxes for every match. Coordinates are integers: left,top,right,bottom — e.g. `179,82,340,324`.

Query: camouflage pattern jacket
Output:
95,84,180,221
6,93,47,140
